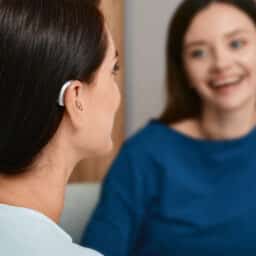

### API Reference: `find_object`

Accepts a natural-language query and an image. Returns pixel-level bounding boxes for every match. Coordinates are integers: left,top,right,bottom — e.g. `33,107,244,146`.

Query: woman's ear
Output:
62,80,87,128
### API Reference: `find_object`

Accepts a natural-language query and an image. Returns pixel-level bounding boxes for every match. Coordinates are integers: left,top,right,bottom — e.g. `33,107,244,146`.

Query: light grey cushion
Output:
60,183,101,243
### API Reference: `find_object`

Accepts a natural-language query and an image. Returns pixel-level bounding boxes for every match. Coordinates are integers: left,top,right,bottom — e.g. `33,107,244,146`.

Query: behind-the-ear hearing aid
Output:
57,81,72,107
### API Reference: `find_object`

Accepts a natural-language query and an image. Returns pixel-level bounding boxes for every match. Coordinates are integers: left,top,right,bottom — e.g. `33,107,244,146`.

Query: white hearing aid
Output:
57,80,72,107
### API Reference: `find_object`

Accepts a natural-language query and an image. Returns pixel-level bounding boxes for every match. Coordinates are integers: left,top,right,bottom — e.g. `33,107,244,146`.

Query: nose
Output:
211,46,232,73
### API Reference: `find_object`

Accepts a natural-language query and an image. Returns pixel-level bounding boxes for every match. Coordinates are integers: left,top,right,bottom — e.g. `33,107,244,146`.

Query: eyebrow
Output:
184,29,250,49
184,40,207,49
224,29,249,38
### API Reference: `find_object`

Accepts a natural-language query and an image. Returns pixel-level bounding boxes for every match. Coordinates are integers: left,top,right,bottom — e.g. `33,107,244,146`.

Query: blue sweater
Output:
81,120,256,256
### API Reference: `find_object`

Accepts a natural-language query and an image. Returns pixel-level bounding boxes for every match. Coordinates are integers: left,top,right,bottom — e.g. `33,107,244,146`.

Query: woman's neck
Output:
199,103,256,140
0,166,67,223
0,141,78,223
0,114,84,223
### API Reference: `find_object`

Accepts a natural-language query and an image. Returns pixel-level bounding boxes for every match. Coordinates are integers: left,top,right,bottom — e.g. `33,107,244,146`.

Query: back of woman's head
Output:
0,0,108,174
159,0,256,124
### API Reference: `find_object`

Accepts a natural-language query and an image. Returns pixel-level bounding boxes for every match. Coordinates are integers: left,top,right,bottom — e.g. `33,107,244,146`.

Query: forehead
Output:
184,3,256,43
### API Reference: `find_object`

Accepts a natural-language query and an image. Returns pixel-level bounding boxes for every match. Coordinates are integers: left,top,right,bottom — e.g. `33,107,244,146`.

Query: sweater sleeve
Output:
80,143,148,256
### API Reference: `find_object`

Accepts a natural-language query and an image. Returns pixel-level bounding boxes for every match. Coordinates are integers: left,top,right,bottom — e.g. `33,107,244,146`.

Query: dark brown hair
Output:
0,0,108,174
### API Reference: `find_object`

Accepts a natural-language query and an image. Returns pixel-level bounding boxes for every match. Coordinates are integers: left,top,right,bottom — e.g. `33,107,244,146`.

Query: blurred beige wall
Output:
125,0,181,136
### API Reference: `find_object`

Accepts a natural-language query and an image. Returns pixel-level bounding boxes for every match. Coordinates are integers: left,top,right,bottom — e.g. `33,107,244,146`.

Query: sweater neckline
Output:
150,119,256,149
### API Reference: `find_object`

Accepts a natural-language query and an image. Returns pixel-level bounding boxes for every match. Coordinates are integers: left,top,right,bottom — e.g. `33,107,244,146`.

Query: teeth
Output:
211,77,243,87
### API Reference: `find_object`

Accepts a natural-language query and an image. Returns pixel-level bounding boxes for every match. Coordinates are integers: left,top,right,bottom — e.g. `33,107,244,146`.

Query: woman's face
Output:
183,3,256,112
81,29,120,156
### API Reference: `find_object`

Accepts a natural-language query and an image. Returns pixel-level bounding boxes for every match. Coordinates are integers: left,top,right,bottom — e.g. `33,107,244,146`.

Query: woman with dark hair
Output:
0,0,120,255
82,0,256,255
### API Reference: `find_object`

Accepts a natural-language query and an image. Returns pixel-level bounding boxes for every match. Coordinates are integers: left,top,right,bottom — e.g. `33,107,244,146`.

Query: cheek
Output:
239,46,256,71
92,79,120,116
102,77,120,112
185,61,208,87
112,81,121,111
238,55,256,89
247,57,256,74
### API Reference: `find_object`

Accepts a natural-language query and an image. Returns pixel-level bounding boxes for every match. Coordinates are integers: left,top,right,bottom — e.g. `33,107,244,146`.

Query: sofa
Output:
60,183,101,243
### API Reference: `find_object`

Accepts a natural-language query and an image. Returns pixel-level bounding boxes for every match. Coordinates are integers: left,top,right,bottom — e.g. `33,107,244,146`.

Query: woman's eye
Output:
112,62,120,75
230,39,245,49
190,49,206,59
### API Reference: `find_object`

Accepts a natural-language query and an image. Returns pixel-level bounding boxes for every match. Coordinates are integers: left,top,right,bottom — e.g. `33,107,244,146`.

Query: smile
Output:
209,75,245,88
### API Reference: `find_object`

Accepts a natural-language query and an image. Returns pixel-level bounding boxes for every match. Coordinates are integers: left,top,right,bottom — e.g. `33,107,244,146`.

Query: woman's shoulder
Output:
124,119,171,149
67,244,103,256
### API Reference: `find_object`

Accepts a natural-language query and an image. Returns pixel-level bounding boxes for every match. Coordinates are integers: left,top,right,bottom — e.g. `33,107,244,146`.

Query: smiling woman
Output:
183,3,256,119
81,0,256,255
160,0,256,140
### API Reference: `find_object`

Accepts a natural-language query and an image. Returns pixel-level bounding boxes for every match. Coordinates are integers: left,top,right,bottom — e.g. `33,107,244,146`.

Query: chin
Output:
207,92,253,111
214,83,256,109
